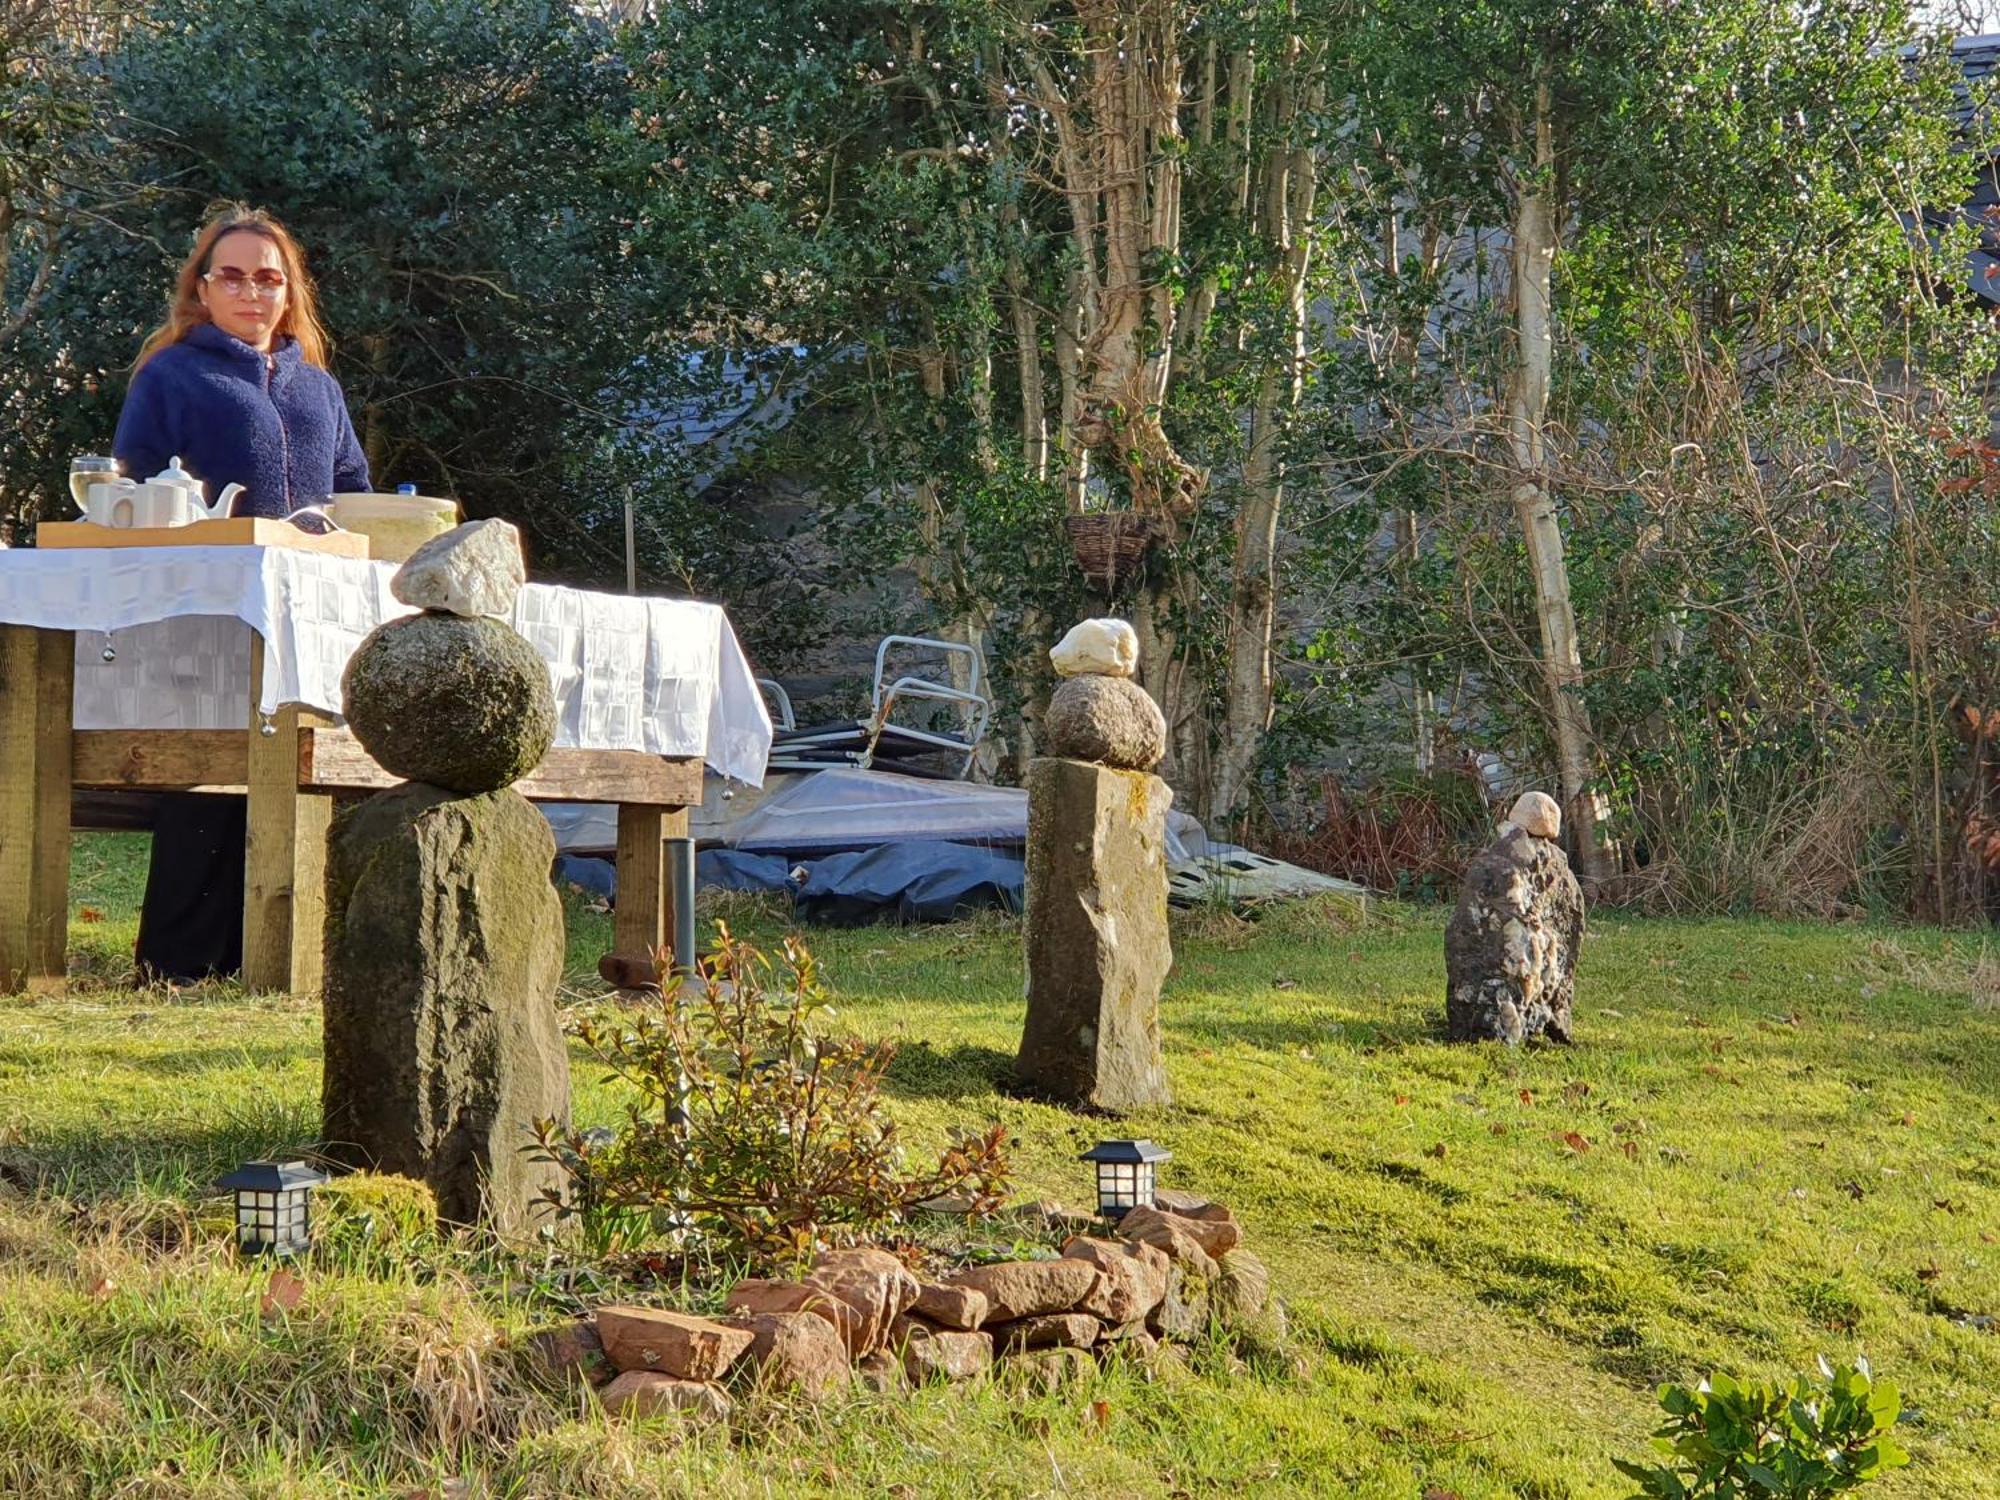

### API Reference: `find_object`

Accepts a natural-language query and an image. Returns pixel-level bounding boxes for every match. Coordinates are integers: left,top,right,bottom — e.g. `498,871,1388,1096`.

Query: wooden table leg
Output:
0,626,75,993
242,636,332,995
613,803,688,966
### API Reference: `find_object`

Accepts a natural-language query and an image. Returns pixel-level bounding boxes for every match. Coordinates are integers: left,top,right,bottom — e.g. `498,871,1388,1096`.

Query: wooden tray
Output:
37,517,372,560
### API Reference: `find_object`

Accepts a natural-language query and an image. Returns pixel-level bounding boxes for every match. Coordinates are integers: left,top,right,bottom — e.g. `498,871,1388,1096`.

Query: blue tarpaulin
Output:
558,840,1023,926
793,841,1021,926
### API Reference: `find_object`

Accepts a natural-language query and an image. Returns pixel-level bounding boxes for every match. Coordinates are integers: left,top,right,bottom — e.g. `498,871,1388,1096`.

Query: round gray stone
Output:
1043,674,1166,770
342,613,555,793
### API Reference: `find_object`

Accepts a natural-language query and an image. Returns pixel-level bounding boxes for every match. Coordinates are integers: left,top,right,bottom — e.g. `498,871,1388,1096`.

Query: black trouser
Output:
136,792,246,983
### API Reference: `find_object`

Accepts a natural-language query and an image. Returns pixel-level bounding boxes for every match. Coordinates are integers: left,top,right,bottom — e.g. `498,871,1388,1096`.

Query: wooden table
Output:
0,622,701,994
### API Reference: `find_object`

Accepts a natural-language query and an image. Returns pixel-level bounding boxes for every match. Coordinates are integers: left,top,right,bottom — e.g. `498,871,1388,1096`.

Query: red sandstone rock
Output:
1062,1235,1170,1325
988,1312,1103,1353
947,1258,1102,1323
596,1306,754,1381
805,1246,921,1357
525,1319,613,1386
597,1370,732,1423
912,1281,988,1330
1145,1260,1212,1340
1002,1345,1094,1390
1212,1248,1271,1326
895,1321,994,1382
1116,1205,1223,1274
855,1348,906,1393
721,1310,851,1401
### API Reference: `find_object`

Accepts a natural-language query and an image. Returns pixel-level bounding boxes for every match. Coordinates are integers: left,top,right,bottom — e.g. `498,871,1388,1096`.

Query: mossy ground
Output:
2,833,1997,1497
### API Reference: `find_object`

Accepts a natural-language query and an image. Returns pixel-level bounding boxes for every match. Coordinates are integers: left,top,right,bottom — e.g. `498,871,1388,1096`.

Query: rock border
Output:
530,1196,1276,1419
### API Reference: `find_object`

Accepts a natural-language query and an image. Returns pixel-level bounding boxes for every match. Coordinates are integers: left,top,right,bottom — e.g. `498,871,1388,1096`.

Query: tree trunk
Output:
1505,90,1612,887
1210,44,1317,822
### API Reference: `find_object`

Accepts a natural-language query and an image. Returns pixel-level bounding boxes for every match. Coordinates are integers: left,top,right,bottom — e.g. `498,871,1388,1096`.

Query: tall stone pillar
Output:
321,521,572,1232
1015,620,1174,1112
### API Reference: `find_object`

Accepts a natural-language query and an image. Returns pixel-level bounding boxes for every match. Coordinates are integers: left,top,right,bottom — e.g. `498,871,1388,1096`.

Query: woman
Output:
114,205,373,982
117,205,371,515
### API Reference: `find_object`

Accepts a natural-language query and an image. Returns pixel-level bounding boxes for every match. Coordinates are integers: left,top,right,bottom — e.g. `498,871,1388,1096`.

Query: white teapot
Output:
82,457,244,528
134,456,246,527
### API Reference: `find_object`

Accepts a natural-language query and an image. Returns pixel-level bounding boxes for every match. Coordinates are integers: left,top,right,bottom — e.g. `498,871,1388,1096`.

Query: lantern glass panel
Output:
1097,1160,1156,1214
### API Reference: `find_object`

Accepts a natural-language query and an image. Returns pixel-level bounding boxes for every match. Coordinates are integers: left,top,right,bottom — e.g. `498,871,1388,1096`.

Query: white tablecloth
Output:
0,546,771,785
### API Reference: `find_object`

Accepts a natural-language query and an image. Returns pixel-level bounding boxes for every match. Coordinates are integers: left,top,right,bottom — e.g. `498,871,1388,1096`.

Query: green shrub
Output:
532,923,1010,1268
1615,1359,1909,1499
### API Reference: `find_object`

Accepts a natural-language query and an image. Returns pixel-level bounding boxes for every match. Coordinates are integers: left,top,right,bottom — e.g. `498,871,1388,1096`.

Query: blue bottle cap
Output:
396,483,417,494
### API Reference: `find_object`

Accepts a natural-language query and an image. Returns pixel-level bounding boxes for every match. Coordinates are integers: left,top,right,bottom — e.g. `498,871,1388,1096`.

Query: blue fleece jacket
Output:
112,323,371,518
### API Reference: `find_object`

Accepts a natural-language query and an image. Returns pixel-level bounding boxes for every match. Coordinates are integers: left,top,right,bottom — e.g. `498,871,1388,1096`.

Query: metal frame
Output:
756,676,796,732
763,634,993,781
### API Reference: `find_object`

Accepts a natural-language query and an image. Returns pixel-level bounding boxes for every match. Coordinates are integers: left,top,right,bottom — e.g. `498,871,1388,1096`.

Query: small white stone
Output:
391,519,526,619
1508,791,1562,840
1050,618,1138,678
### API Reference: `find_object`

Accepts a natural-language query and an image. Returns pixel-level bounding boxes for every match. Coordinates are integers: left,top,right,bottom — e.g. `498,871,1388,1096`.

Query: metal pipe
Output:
667,835,696,979
623,491,637,593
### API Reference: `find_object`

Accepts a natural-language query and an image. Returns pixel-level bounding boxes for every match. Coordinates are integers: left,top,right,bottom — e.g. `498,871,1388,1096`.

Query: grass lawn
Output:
2,832,1998,1497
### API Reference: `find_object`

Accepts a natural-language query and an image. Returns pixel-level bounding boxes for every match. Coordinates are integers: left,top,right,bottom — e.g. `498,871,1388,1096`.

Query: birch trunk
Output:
1505,91,1612,886
1210,47,1317,821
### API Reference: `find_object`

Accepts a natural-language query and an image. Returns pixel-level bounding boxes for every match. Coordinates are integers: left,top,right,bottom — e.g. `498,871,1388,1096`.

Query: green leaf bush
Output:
1616,1359,1909,1499
533,923,1009,1269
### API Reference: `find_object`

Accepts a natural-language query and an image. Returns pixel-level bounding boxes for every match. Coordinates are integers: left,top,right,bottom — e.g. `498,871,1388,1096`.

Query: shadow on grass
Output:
0,1042,311,1078
884,1040,1015,1101
5,1098,320,1198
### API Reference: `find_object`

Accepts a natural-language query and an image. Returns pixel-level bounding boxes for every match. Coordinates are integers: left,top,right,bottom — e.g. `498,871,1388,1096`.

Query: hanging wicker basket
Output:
1064,512,1162,594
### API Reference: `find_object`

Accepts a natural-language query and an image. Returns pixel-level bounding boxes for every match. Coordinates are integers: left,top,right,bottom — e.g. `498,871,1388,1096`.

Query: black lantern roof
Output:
1078,1139,1172,1166
217,1159,330,1193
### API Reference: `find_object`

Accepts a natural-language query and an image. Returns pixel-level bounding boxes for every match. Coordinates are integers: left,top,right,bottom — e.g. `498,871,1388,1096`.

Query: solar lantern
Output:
1080,1139,1171,1218
217,1159,328,1257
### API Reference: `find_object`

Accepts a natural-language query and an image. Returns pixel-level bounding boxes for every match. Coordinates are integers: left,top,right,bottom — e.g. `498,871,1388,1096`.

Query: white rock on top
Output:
391,518,526,619
1507,791,1562,840
1049,618,1138,679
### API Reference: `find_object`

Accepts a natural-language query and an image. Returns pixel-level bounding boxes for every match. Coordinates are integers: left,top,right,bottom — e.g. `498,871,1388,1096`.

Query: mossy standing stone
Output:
1015,756,1174,1111
322,783,571,1229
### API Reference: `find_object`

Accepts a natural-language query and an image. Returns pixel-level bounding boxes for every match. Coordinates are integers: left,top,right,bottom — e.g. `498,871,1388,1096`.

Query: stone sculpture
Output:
1444,791,1585,1045
321,522,571,1230
1015,618,1173,1112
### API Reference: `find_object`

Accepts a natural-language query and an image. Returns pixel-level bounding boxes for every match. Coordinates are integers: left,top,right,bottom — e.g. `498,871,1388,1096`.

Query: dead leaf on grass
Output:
1553,1131,1591,1154
1425,1143,1447,1161
77,907,104,924
1918,1261,1944,1283
1620,1142,1640,1161
1518,1089,1535,1106
260,1266,305,1319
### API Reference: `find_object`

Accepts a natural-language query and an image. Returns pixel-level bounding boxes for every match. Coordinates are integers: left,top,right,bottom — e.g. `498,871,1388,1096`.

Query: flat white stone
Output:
1050,618,1138,678
391,518,525,619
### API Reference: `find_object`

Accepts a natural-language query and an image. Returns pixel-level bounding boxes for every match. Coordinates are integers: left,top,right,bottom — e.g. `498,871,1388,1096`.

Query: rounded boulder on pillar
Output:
1042,674,1166,771
342,613,556,794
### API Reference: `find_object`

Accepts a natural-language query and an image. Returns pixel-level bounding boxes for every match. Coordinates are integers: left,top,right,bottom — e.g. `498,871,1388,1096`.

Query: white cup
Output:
87,481,138,528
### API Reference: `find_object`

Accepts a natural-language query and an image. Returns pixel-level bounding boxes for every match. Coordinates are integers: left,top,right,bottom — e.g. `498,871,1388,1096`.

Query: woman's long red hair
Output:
134,204,330,372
